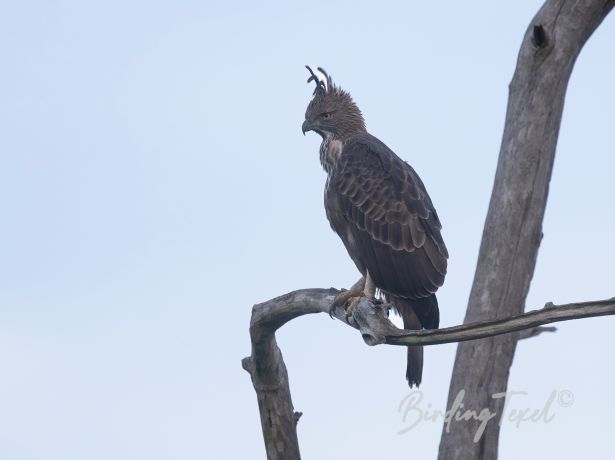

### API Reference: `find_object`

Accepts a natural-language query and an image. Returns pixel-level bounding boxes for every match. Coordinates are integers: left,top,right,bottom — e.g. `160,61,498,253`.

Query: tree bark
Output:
243,290,615,458
437,2,614,459
241,288,338,460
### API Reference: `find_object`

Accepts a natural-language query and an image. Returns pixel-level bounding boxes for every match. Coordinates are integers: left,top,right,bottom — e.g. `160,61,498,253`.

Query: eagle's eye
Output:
321,112,333,120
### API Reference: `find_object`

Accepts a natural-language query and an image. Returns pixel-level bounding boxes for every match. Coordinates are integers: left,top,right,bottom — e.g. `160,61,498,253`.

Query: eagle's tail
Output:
390,294,440,388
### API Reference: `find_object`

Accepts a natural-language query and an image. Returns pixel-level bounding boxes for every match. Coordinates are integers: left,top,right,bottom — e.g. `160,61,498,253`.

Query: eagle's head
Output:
302,66,366,141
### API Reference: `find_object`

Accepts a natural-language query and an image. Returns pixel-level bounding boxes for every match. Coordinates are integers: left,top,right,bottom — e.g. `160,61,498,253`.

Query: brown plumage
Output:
302,67,448,387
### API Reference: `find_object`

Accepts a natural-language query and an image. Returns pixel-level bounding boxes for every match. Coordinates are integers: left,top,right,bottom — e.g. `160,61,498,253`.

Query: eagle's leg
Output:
329,277,365,317
330,272,378,321
364,272,376,300
344,271,377,319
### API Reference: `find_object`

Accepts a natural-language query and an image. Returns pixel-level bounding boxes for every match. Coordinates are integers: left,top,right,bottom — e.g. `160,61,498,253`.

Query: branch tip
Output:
518,325,557,340
241,356,252,374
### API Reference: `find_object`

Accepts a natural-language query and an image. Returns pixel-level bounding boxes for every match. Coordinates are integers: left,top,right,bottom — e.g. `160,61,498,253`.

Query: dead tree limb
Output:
243,290,615,459
438,2,614,459
242,288,338,460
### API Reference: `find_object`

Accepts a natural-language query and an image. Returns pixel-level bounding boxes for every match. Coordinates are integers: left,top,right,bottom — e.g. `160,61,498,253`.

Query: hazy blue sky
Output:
1,1,614,459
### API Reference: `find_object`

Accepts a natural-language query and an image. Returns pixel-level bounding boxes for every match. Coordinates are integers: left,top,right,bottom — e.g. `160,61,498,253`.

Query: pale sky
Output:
1,1,614,459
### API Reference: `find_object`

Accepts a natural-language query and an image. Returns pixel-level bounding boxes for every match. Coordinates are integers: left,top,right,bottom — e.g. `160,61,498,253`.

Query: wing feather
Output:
331,135,448,298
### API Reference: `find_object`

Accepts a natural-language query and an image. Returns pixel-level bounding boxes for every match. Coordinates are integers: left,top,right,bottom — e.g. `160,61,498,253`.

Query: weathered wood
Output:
244,289,615,458
242,288,338,460
383,298,614,345
437,2,614,459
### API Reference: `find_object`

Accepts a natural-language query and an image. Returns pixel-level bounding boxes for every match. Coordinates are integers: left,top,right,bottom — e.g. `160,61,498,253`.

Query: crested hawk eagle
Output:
302,66,448,387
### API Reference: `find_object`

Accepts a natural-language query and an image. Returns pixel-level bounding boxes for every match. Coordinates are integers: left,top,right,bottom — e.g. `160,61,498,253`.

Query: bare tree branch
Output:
243,289,615,458
438,1,614,459
240,289,342,460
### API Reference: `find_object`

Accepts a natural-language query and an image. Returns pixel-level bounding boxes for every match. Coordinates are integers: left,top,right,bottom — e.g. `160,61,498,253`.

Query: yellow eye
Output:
321,112,333,120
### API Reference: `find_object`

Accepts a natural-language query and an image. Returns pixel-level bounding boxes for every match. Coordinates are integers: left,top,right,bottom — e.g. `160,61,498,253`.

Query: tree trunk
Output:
437,1,614,459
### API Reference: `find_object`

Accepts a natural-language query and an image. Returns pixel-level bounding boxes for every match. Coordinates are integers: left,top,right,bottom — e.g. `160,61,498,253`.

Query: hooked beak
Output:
302,119,312,135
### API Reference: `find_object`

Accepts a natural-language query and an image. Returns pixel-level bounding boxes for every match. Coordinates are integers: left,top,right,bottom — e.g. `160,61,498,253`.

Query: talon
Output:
329,278,367,319
344,296,361,323
330,289,354,318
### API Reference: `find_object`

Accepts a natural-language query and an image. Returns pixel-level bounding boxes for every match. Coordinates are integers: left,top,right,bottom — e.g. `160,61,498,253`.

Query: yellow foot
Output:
344,296,361,322
330,286,362,317
330,293,364,323
329,277,368,319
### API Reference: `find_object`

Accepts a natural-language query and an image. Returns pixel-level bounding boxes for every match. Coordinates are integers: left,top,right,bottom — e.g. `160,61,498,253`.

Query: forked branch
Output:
242,289,615,460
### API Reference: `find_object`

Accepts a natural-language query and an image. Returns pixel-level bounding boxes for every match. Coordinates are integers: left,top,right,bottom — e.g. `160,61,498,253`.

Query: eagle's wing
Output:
333,135,448,298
